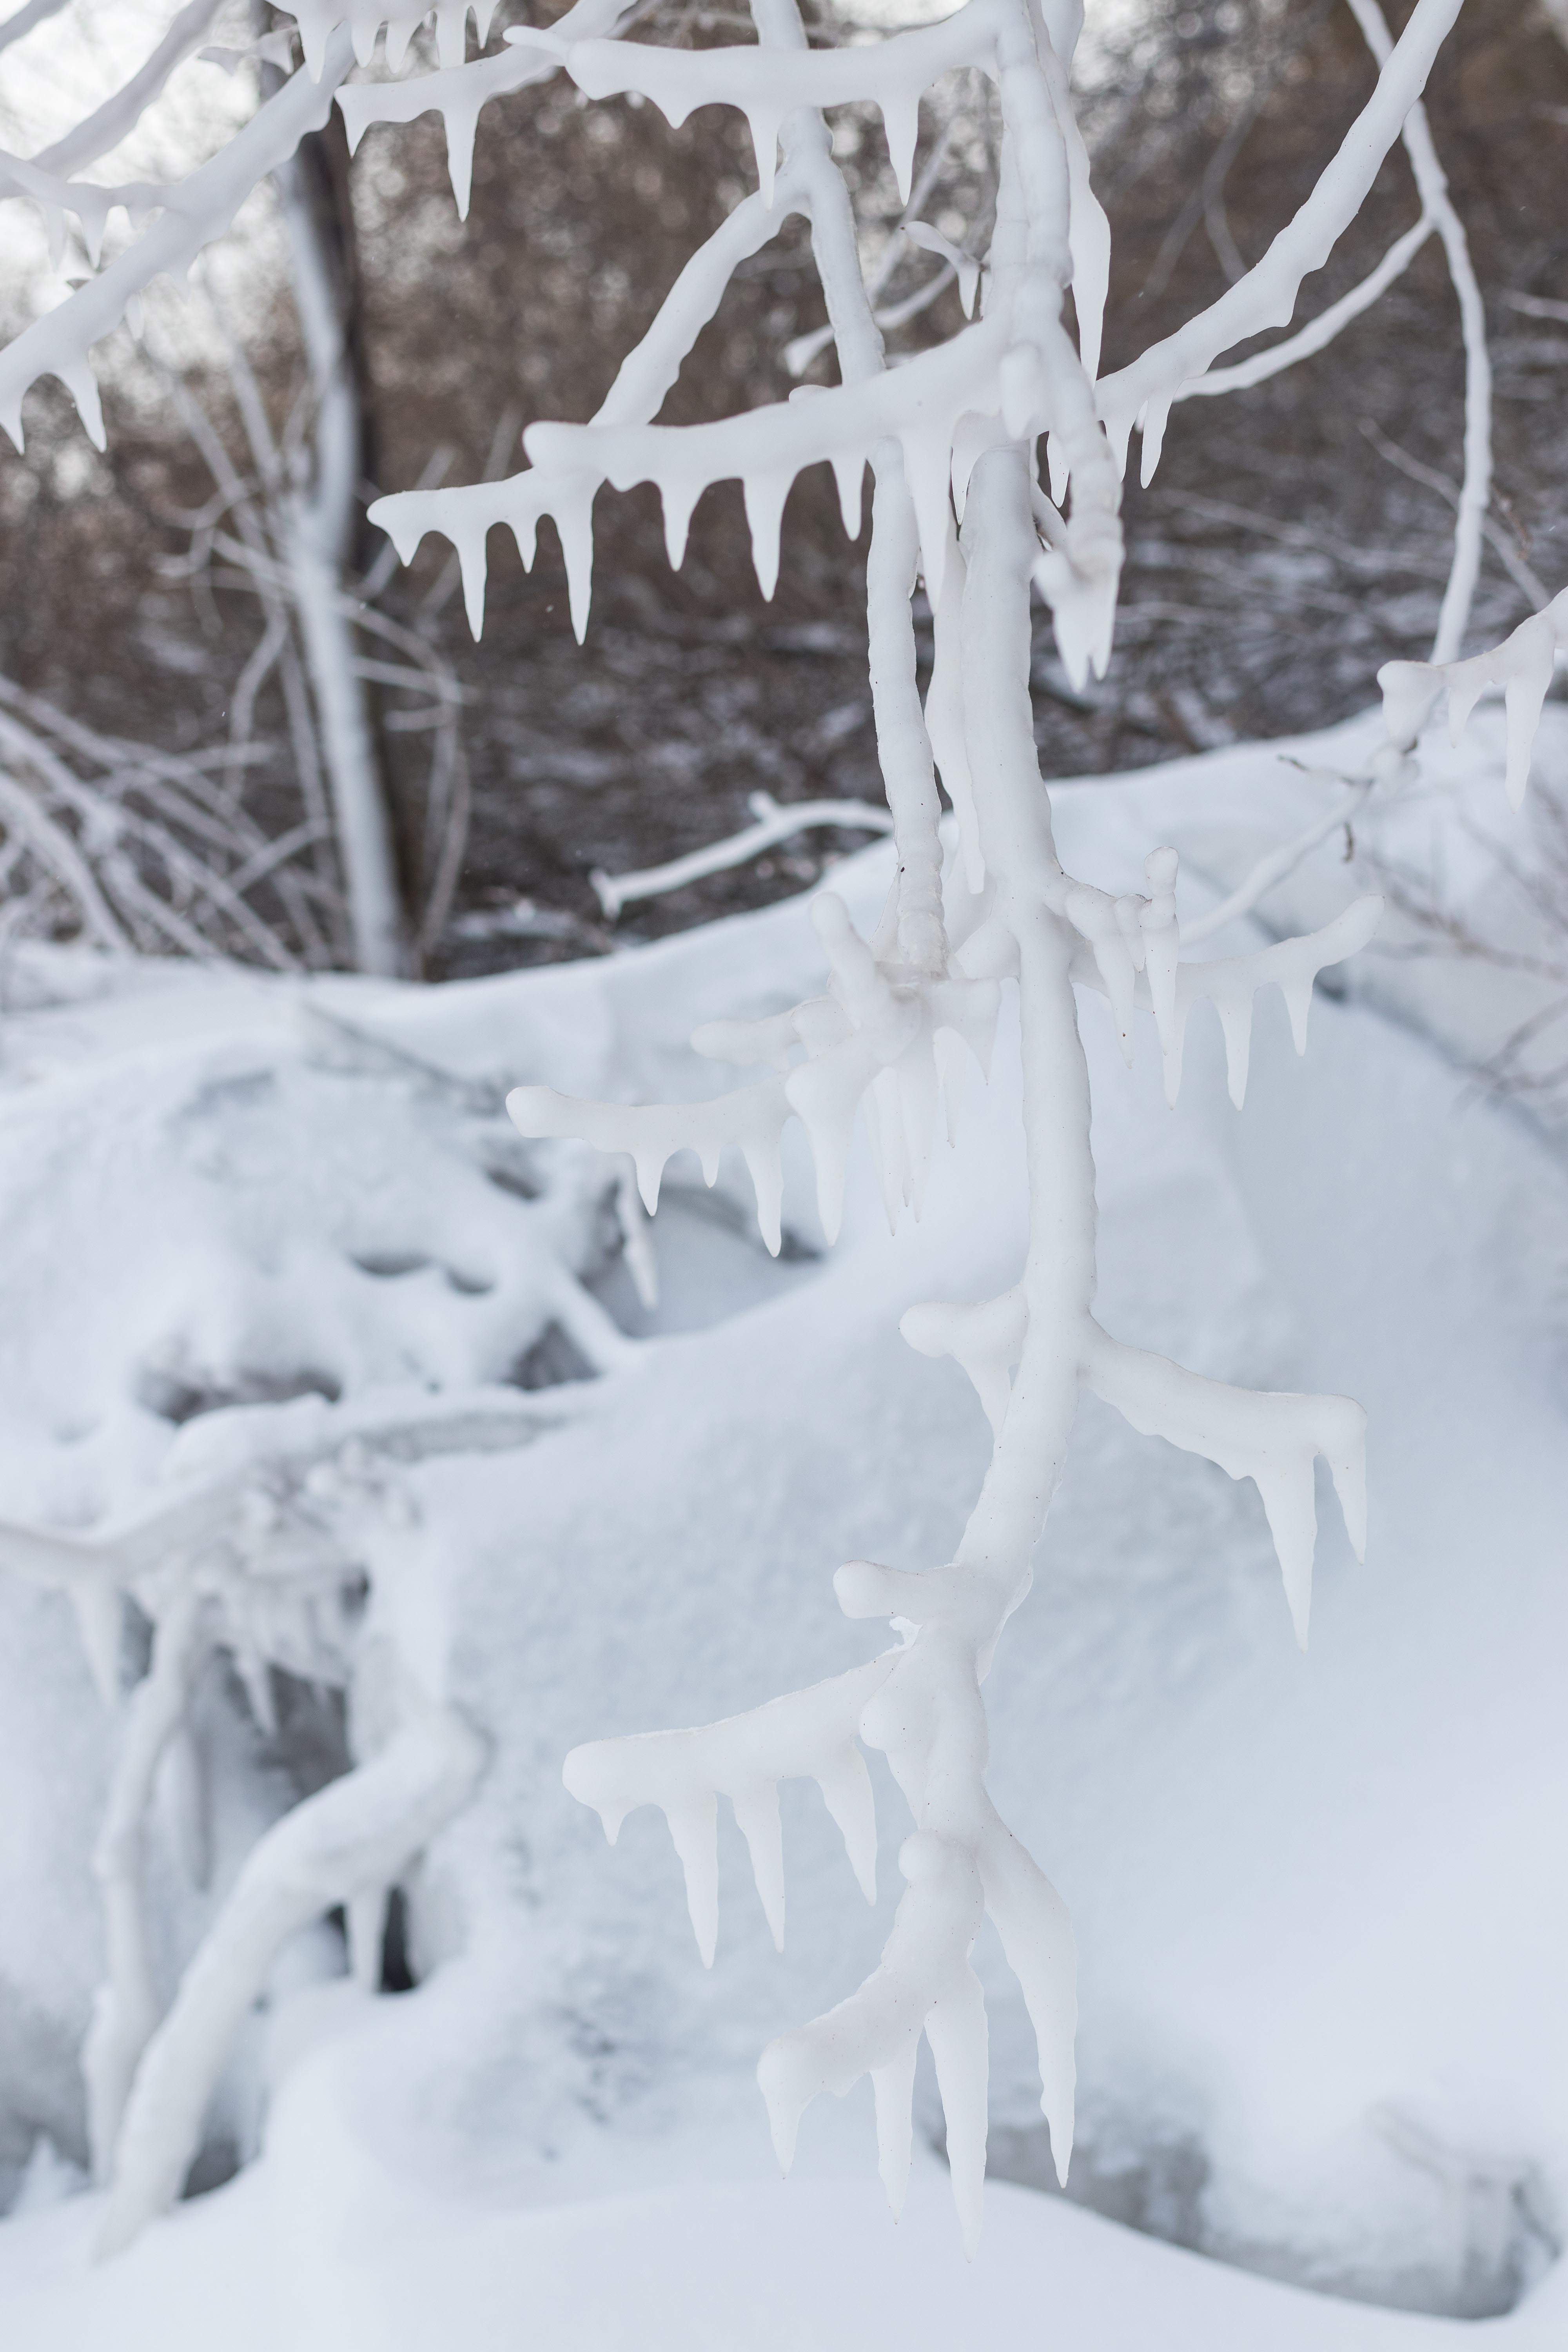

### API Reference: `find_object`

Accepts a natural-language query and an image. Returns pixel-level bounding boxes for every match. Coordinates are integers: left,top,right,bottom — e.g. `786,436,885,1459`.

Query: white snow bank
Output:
2,1992,1567,2351
0,707,1565,2333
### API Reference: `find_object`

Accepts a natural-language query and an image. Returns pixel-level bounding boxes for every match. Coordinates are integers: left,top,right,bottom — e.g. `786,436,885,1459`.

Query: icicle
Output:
632,1143,666,1216
385,15,419,70
1139,394,1172,486
456,524,489,640
666,1793,720,1967
741,1136,784,1258
351,15,378,65
926,1967,988,2258
1281,972,1314,1056
443,100,481,220
980,1825,1076,2187
830,449,866,540
732,1781,786,1949
615,1161,659,1309
898,427,953,608
786,1035,878,1243
297,1,330,80
742,470,790,601
1066,885,1136,1063
436,0,468,69
935,1026,967,1146
62,360,105,453
660,475,700,571
814,1745,877,1902
879,91,920,206
1045,433,1068,506
1085,1328,1368,1650
1216,991,1253,1108
744,105,783,207
1503,615,1558,809
554,480,598,642
758,2040,806,2176
872,2043,917,2217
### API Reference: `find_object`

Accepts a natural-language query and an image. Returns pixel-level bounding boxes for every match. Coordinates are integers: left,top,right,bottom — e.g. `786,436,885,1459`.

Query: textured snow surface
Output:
1,712,1566,2339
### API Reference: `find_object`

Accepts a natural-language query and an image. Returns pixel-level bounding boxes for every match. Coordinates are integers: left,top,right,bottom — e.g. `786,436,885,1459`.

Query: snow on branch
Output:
1083,1326,1368,1648
1379,586,1568,809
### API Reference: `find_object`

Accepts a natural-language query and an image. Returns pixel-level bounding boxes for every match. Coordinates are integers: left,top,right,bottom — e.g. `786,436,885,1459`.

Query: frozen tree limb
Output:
1380,587,1568,809
1083,1327,1368,1648
84,1589,209,2185
0,36,355,450
1096,0,1465,483
353,0,1489,2253
97,1692,486,2255
591,793,894,920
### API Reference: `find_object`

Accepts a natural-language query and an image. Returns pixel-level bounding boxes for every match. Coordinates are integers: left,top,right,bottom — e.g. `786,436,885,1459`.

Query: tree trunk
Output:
270,99,411,977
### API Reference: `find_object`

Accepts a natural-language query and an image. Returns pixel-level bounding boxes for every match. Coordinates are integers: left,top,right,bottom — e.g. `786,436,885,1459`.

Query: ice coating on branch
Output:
290,0,497,80
510,6,998,207
1096,0,1466,480
506,1076,791,1255
1379,585,1568,809
1068,874,1383,1110
563,1662,889,1960
510,892,997,1252
901,1289,1025,1437
1085,1327,1368,1647
0,42,349,452
337,0,1394,2254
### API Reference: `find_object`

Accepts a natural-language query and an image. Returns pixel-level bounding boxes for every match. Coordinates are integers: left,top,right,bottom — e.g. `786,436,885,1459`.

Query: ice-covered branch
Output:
1177,213,1434,401
564,1662,889,1961
0,36,353,449
1097,0,1465,482
1083,1326,1368,1648
1379,586,1568,809
1342,0,1491,664
505,0,1000,207
510,886,1000,1249
1071,880,1384,1108
591,792,894,918
98,1691,486,2255
29,0,223,176
335,0,635,217
83,1590,209,2185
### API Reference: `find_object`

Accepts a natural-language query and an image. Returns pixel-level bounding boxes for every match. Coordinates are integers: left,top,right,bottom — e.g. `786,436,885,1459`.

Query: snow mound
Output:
0,714,1564,2334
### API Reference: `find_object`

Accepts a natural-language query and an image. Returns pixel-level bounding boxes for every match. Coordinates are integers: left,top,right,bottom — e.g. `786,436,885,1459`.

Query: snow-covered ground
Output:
0,709,1565,2347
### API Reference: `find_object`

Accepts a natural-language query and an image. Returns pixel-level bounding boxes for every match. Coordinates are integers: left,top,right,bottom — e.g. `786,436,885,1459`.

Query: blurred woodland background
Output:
0,0,1565,977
